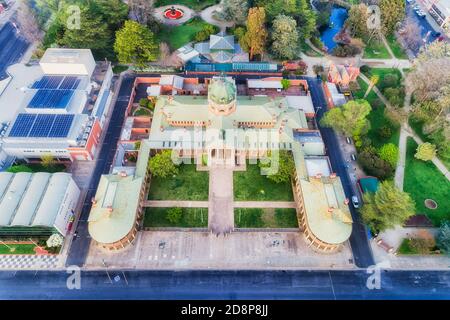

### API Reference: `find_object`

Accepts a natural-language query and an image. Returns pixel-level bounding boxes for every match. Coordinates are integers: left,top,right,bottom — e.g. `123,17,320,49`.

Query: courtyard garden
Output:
7,163,66,173
404,138,450,226
234,208,298,228
158,17,218,50
144,207,208,228
148,164,209,201
0,243,37,255
363,39,391,59
234,164,294,202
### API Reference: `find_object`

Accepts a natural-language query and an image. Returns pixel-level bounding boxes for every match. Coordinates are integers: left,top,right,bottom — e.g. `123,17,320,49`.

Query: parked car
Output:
415,10,427,18
346,137,352,144
351,154,357,161
351,195,360,209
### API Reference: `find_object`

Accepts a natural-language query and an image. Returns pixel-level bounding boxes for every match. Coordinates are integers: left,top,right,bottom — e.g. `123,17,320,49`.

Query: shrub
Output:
380,73,399,89
333,44,361,57
139,98,149,108
437,222,450,255
194,24,217,42
358,146,394,180
409,237,436,254
167,207,183,224
378,143,399,167
415,142,437,161
281,79,290,90
378,125,392,139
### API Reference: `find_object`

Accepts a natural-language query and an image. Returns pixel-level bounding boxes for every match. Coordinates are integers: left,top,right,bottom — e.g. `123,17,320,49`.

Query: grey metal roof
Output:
209,34,235,51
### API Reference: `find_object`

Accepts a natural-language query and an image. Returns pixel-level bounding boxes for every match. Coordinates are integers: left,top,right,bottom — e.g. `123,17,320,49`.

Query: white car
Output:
351,196,360,209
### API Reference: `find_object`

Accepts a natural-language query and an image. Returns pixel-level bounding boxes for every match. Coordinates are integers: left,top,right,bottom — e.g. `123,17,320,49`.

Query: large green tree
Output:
114,20,159,68
271,14,299,60
361,181,416,233
244,7,268,60
437,222,450,255
148,150,179,178
345,3,370,39
415,142,437,161
259,150,295,183
380,0,405,35
320,99,372,137
219,0,249,24
378,143,399,167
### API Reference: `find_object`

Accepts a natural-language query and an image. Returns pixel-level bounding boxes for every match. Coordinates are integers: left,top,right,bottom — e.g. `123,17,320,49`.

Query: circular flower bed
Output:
424,199,438,210
163,6,184,20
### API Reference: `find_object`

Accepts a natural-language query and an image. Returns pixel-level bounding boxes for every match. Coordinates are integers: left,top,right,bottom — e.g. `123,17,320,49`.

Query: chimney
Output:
315,173,323,179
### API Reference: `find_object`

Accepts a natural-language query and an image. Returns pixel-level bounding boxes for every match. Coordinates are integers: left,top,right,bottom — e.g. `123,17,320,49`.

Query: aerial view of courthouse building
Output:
88,76,353,253
0,48,113,164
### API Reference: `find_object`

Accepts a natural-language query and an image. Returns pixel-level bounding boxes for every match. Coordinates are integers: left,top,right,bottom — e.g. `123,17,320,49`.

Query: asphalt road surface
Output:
66,75,135,266
0,270,448,299
306,77,375,268
0,22,29,80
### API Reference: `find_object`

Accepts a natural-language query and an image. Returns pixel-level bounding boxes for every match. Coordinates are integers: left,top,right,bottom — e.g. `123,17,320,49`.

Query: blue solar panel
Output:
49,114,75,138
28,89,75,109
8,113,75,138
28,114,57,137
31,76,64,89
59,76,80,90
8,114,37,137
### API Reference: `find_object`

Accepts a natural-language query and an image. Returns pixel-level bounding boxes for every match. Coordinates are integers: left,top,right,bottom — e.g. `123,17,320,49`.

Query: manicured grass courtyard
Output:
363,40,390,59
361,68,403,87
7,163,66,173
148,164,209,201
234,208,299,228
404,138,450,226
386,35,408,59
234,165,294,201
155,0,218,11
0,244,36,255
158,17,217,50
144,207,208,228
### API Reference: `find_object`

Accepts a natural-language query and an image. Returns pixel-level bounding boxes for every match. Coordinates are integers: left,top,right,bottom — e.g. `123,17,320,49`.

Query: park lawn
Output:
363,39,391,59
361,68,403,86
234,164,294,201
148,164,209,201
234,208,299,228
353,78,378,104
158,17,216,50
409,116,450,170
0,244,36,255
144,207,208,227
155,0,218,11
366,105,400,148
404,138,450,226
386,35,408,59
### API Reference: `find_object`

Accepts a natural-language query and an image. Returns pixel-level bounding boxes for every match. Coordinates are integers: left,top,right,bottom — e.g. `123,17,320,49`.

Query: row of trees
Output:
224,0,316,60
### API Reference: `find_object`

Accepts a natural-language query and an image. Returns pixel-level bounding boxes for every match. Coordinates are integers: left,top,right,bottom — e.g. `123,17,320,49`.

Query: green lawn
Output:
144,207,208,227
361,68,403,86
155,0,218,11
0,244,36,255
158,17,217,50
397,238,440,255
234,208,299,228
300,41,323,57
366,105,400,148
386,35,408,59
353,78,378,103
363,40,391,59
148,164,209,200
404,138,450,226
234,165,294,201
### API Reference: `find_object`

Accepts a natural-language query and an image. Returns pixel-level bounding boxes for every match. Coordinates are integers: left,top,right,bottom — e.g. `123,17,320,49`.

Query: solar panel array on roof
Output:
28,89,75,109
32,75,81,90
32,76,64,89
232,62,278,71
8,113,75,138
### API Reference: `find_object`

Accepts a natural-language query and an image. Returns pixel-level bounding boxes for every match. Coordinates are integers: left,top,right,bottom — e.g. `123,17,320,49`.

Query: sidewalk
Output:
0,255,61,270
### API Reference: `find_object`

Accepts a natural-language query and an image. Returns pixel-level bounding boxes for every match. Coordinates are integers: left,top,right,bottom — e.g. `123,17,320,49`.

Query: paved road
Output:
306,77,375,268
0,22,29,80
66,76,135,266
0,270,448,299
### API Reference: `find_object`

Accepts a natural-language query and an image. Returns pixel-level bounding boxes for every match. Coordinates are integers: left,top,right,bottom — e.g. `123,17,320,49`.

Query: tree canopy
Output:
378,143,399,167
361,181,416,233
320,99,372,137
270,14,299,60
345,3,370,39
259,150,295,184
219,0,249,24
244,7,268,60
415,142,437,161
380,0,405,35
148,150,179,178
437,222,450,255
114,20,159,68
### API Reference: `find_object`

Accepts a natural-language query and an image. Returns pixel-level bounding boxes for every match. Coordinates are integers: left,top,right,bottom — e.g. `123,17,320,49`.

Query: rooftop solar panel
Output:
8,114,37,137
28,114,57,137
28,89,75,109
31,76,64,89
8,113,75,139
60,76,81,90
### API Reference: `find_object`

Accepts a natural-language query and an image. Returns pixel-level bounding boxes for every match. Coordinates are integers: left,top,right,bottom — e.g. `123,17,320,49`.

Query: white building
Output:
0,172,80,237
0,48,113,163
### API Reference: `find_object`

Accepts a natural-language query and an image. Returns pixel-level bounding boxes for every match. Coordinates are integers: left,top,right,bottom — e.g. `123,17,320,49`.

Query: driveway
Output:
0,22,29,80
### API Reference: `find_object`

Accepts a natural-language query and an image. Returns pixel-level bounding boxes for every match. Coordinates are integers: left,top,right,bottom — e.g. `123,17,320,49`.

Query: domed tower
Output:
208,77,237,116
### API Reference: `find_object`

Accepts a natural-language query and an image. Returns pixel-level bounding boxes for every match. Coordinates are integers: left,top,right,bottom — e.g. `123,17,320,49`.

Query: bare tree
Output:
13,1,43,43
401,17,422,52
129,0,154,25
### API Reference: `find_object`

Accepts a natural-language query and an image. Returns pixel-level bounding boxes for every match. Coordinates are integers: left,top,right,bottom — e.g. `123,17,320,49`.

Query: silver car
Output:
351,196,360,209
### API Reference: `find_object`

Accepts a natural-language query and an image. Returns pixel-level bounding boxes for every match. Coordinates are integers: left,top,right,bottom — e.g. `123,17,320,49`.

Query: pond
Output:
320,7,349,53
